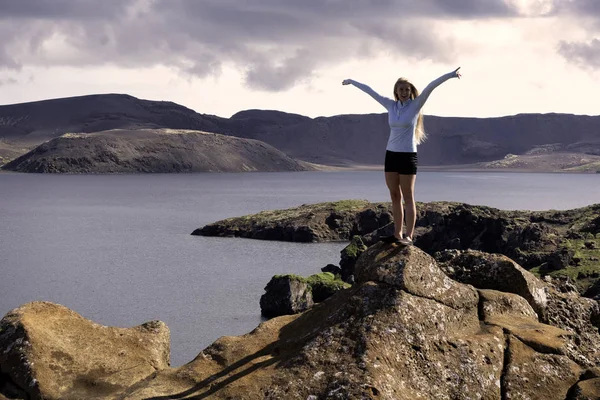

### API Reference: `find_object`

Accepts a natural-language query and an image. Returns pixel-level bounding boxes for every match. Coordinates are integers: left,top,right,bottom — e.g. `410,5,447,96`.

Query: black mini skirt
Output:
384,151,418,174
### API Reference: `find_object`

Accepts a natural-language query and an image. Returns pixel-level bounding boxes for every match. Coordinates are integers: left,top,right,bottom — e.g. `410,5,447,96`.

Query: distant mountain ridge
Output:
1,94,600,170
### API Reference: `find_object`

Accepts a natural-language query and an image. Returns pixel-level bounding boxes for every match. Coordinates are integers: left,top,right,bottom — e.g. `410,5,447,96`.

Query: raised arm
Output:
413,67,461,110
342,79,395,110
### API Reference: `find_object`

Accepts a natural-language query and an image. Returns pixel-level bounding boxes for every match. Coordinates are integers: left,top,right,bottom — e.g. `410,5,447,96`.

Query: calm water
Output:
1,171,599,366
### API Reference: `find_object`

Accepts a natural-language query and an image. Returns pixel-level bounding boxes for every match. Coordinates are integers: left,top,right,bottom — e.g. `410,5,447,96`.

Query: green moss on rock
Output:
271,272,350,303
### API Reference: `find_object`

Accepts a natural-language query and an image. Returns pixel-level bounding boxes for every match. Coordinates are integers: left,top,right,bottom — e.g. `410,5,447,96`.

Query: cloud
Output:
0,0,522,91
558,39,600,69
546,1,600,70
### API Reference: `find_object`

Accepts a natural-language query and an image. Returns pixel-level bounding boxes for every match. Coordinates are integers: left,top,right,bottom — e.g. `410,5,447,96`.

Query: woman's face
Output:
396,83,411,102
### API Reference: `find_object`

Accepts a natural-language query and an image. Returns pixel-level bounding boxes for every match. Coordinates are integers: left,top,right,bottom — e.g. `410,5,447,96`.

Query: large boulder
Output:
0,301,170,400
259,275,314,318
435,249,549,317
259,272,350,318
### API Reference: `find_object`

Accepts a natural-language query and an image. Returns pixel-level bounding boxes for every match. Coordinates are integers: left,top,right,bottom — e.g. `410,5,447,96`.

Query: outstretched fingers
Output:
454,67,461,79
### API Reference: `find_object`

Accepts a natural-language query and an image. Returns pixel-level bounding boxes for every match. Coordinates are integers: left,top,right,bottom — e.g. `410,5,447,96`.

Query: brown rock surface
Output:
570,377,600,399
354,243,479,311
503,335,582,399
0,302,170,400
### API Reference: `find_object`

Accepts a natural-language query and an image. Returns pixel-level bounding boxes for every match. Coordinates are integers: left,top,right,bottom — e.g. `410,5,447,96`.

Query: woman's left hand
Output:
454,67,461,79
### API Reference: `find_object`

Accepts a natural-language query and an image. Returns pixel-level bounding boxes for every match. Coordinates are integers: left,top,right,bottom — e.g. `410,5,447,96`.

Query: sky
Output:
0,0,599,119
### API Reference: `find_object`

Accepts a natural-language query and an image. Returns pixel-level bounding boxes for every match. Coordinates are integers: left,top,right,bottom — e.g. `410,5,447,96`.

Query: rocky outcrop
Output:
260,273,350,318
435,249,549,317
194,200,392,242
259,275,314,318
198,200,600,293
2,128,314,173
0,302,170,400
4,245,599,399
339,235,368,283
436,249,600,368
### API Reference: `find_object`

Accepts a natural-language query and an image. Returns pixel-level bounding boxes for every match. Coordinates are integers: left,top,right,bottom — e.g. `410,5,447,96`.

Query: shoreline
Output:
309,162,600,174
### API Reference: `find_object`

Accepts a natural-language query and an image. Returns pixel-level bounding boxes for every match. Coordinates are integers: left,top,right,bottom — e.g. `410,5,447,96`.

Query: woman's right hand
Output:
342,79,351,85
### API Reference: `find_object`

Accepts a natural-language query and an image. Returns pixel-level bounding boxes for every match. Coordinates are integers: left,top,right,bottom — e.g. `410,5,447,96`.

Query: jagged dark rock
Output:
321,263,342,276
260,273,349,318
339,235,368,283
259,275,314,318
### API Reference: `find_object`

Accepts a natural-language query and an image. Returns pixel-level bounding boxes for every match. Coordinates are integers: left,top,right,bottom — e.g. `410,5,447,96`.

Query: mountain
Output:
1,94,600,171
2,128,314,173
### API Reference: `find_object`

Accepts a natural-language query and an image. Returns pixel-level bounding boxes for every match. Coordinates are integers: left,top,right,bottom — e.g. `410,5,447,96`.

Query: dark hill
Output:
2,128,314,173
2,94,600,170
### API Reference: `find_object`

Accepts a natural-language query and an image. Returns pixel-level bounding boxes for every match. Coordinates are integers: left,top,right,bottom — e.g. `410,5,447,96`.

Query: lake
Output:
1,171,599,366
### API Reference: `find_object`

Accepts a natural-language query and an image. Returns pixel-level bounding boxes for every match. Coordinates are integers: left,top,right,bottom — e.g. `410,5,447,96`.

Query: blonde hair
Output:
394,78,426,144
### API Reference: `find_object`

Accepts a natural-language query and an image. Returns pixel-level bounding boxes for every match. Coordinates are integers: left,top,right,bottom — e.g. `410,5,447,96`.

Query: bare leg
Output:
385,172,403,239
399,174,417,239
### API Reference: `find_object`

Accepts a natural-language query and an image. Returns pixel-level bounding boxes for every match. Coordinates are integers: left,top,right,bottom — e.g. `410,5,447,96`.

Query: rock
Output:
260,273,350,318
0,301,170,400
545,289,600,367
339,235,368,283
193,200,385,242
306,272,350,303
478,290,573,354
354,206,393,238
478,289,538,320
570,378,600,399
355,243,480,311
436,249,548,317
259,275,314,318
582,216,600,234
320,263,341,276
503,335,582,399
583,278,600,299
361,223,395,246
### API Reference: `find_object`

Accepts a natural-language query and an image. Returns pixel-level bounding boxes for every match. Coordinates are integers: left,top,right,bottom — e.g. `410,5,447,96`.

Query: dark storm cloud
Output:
0,0,131,20
551,0,600,15
0,0,519,91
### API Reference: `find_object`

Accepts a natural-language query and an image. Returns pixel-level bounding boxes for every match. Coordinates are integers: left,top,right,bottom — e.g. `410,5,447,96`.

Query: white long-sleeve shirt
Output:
348,71,457,152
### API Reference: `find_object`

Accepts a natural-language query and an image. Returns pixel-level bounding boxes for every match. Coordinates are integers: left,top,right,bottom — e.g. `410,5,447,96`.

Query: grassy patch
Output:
564,161,600,173
531,237,600,291
273,272,350,302
223,200,370,224
342,236,367,259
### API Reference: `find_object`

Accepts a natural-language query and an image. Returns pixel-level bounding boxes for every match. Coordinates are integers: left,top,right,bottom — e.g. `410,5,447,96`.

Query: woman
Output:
342,67,461,245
